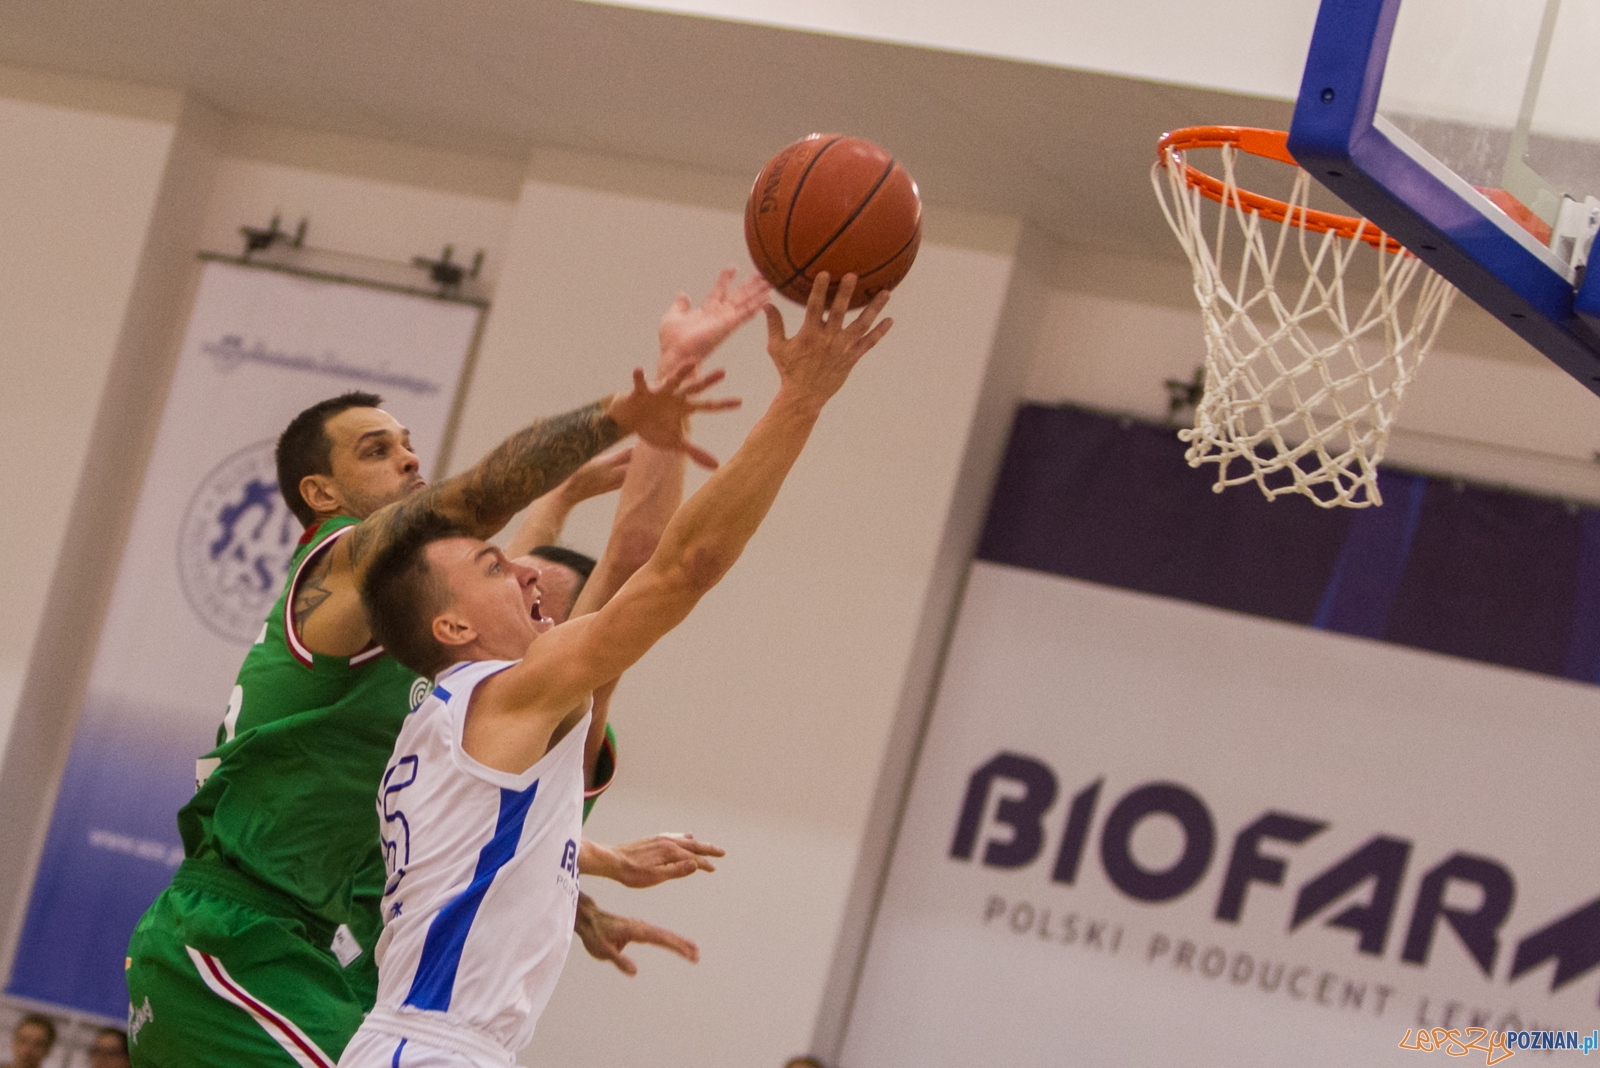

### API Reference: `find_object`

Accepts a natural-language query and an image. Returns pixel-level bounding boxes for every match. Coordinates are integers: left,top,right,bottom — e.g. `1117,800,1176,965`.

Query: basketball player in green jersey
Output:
126,274,765,1068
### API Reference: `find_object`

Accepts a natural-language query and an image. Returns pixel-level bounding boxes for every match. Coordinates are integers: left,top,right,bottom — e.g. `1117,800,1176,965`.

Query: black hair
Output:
360,509,469,677
15,1013,56,1045
528,544,597,605
275,391,384,527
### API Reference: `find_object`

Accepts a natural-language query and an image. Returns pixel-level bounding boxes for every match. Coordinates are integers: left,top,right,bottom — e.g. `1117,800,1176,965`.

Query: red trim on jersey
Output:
283,524,355,668
297,520,325,547
195,951,335,1068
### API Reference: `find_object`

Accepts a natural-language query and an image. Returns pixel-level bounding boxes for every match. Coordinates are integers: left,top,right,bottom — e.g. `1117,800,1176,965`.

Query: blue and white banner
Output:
7,261,481,1018
841,564,1600,1067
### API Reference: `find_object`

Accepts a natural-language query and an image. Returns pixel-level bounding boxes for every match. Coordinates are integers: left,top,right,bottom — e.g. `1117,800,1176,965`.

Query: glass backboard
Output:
1289,0,1600,394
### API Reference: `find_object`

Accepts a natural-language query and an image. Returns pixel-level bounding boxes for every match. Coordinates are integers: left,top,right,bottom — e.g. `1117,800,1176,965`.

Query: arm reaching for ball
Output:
464,274,893,773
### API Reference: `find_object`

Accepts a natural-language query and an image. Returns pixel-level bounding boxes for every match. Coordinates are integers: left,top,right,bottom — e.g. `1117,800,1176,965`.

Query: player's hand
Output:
605,363,741,469
763,272,892,409
658,269,771,376
552,447,632,507
574,893,699,976
580,833,724,888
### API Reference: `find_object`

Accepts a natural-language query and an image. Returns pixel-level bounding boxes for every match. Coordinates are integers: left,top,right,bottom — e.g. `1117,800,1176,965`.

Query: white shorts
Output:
337,1014,514,1068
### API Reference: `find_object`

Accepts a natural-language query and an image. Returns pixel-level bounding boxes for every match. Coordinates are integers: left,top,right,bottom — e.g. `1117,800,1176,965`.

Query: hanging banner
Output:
841,562,1600,1067
7,261,481,1019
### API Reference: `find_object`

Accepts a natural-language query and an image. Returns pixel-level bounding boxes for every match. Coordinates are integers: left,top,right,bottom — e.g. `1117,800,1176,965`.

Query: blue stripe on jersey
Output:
403,779,540,1011
432,685,452,702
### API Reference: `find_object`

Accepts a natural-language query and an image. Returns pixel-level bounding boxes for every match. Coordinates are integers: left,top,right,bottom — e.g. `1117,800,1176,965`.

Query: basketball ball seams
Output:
748,183,793,283
856,220,922,283
779,157,898,294
780,136,845,275
745,205,785,292
749,136,831,279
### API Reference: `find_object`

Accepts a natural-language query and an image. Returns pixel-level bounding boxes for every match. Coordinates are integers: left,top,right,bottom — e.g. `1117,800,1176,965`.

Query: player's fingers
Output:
688,397,741,415
854,317,894,357
735,274,772,306
709,268,734,302
681,366,727,394
675,837,726,857
610,948,639,977
663,858,702,881
847,289,892,336
658,360,696,392
631,367,650,394
686,441,720,470
806,272,831,326
671,292,692,314
631,923,700,963
763,303,787,347
829,274,858,327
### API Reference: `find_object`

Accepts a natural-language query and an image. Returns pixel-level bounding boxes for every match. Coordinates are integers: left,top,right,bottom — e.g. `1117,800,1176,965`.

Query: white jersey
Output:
344,659,588,1066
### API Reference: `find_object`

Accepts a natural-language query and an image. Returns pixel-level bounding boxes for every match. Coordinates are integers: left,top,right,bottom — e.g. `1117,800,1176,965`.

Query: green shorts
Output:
126,861,368,1068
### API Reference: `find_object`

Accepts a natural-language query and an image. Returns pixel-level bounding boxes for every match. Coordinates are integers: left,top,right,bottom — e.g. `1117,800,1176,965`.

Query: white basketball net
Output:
1152,141,1457,508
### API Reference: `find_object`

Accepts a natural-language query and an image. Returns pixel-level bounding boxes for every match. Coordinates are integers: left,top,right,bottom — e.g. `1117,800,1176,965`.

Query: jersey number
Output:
381,755,419,896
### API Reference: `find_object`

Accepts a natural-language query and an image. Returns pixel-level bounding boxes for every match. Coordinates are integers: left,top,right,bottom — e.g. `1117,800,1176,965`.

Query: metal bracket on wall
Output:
205,220,489,308
412,245,485,298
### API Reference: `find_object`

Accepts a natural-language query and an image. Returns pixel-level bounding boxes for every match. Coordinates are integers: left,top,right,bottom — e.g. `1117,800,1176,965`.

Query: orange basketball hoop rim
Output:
1156,126,1405,254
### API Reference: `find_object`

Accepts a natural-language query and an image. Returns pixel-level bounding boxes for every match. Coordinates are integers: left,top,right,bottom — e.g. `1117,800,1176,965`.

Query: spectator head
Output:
88,1027,130,1068
784,1058,825,1068
10,1014,55,1068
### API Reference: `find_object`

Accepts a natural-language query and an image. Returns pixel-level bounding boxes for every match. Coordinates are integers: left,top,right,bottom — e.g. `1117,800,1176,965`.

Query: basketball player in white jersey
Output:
341,274,892,1066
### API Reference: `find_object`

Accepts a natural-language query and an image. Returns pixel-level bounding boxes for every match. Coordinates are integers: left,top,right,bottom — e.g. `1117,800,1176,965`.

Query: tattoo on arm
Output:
346,400,621,572
447,400,621,536
291,549,335,637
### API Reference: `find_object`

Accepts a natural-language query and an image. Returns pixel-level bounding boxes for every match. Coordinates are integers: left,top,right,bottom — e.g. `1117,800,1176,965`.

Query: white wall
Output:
196,121,520,293
0,67,182,767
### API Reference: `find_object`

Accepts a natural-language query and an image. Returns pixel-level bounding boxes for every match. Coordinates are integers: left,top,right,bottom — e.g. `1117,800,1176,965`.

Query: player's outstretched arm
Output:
572,269,772,619
568,271,768,771
346,363,736,580
574,893,699,976
469,274,890,768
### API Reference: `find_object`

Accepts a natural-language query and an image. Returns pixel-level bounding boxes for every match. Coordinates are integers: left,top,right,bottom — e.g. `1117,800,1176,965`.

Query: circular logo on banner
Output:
178,439,301,645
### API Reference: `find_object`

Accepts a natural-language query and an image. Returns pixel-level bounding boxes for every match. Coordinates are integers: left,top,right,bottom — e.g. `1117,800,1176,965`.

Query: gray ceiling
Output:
0,0,1296,258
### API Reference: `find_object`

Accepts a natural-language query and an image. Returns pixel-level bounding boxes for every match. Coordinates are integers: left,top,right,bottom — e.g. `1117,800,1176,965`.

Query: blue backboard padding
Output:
1289,0,1600,394
1577,248,1600,330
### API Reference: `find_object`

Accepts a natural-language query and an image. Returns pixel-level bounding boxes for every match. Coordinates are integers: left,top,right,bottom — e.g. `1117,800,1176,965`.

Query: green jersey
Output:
177,516,423,933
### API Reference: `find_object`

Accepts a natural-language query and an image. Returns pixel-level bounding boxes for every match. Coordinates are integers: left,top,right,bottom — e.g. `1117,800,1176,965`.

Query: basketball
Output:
744,133,922,308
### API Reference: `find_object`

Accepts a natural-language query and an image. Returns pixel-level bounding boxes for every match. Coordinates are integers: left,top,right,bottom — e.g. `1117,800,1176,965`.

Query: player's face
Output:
11,1023,51,1068
431,538,552,660
519,556,581,624
323,407,425,518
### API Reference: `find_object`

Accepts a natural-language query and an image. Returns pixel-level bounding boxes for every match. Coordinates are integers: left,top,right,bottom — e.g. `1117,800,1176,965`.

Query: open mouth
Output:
530,597,550,627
